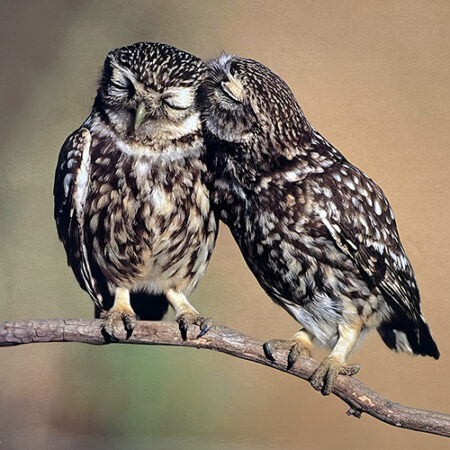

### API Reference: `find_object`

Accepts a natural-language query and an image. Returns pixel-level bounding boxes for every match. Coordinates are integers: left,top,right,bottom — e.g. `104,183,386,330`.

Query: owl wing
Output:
53,127,103,308
314,164,421,321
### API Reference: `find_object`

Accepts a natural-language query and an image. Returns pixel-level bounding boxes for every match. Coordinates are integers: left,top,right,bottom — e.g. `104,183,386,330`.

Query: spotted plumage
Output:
200,54,439,394
54,42,217,339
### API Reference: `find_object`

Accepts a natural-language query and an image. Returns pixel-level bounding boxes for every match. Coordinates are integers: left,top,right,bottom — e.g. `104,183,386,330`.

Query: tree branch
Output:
0,318,448,438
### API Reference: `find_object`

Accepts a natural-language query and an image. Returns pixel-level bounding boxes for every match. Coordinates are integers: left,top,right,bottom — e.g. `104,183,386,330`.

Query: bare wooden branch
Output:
0,318,448,438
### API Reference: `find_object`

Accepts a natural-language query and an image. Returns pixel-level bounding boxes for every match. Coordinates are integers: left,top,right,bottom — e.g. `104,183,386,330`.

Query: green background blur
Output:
0,1,449,449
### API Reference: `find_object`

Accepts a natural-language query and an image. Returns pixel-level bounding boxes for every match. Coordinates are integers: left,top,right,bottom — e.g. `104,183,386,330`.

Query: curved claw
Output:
123,313,137,339
263,342,276,362
101,325,119,343
287,345,300,370
263,338,310,369
178,318,189,341
177,314,212,341
310,357,360,396
196,322,211,339
100,310,137,342
196,316,213,339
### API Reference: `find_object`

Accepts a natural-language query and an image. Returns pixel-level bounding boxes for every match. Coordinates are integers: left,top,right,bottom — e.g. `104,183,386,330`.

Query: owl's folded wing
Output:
53,127,103,307
315,165,422,322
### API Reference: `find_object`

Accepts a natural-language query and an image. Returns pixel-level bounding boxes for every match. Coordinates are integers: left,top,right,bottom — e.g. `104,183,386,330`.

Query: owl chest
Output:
235,192,342,304
86,158,211,286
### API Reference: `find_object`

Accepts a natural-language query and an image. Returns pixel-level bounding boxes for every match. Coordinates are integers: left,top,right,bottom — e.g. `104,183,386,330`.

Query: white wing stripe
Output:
73,129,103,308
74,130,91,217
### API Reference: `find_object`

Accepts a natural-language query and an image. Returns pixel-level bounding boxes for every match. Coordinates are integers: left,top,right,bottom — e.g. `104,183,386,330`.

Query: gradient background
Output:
0,1,449,449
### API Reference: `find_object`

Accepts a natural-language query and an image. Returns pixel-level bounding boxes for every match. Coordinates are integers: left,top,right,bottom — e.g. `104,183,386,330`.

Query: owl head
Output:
200,54,311,161
95,42,206,142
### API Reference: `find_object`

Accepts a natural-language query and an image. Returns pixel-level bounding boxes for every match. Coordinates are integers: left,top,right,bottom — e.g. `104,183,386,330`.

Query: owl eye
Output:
110,79,128,89
110,74,135,97
162,96,190,111
220,81,242,102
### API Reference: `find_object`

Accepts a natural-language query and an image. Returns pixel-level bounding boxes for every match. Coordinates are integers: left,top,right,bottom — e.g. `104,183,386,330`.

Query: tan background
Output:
0,0,449,448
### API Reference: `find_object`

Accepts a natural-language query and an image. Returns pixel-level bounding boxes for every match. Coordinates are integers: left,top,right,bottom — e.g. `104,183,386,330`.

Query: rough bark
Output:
0,318,448,438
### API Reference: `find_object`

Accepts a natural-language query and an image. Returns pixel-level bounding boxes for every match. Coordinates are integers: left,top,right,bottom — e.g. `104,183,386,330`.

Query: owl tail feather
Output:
378,315,440,360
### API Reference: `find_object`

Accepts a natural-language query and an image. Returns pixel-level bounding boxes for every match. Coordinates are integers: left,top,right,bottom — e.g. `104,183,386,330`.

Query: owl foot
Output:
310,356,360,396
177,312,212,341
263,338,311,370
101,310,137,341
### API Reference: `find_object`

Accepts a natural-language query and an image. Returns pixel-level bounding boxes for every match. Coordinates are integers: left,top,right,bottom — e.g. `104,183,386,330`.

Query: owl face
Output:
200,54,303,143
96,42,206,141
200,54,257,143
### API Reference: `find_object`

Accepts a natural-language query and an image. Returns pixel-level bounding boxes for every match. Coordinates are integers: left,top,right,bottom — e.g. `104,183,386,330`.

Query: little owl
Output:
200,54,439,395
54,42,217,340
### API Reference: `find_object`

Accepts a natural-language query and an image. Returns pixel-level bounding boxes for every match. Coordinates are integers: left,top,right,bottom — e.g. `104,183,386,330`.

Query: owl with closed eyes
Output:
54,42,217,340
200,54,439,395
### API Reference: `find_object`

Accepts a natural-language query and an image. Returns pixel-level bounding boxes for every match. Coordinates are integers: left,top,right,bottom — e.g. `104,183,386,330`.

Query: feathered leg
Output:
101,287,137,340
310,322,361,395
166,288,211,340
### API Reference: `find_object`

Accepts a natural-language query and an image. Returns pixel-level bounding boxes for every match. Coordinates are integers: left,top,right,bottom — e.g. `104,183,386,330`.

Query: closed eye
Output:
110,79,128,89
163,96,190,110
110,76,135,97
220,80,242,102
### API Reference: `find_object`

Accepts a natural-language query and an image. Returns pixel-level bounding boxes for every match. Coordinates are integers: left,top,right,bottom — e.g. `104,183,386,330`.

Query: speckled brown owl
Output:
200,54,439,395
54,42,217,340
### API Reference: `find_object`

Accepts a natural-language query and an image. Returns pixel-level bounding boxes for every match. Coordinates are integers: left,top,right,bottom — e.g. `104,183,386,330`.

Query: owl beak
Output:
134,102,147,130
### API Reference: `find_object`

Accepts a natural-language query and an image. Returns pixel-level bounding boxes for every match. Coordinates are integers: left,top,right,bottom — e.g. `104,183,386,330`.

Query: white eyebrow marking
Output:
163,87,194,108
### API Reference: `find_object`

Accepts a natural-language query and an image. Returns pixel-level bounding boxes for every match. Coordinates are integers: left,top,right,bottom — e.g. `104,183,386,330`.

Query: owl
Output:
200,54,439,395
54,42,217,340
